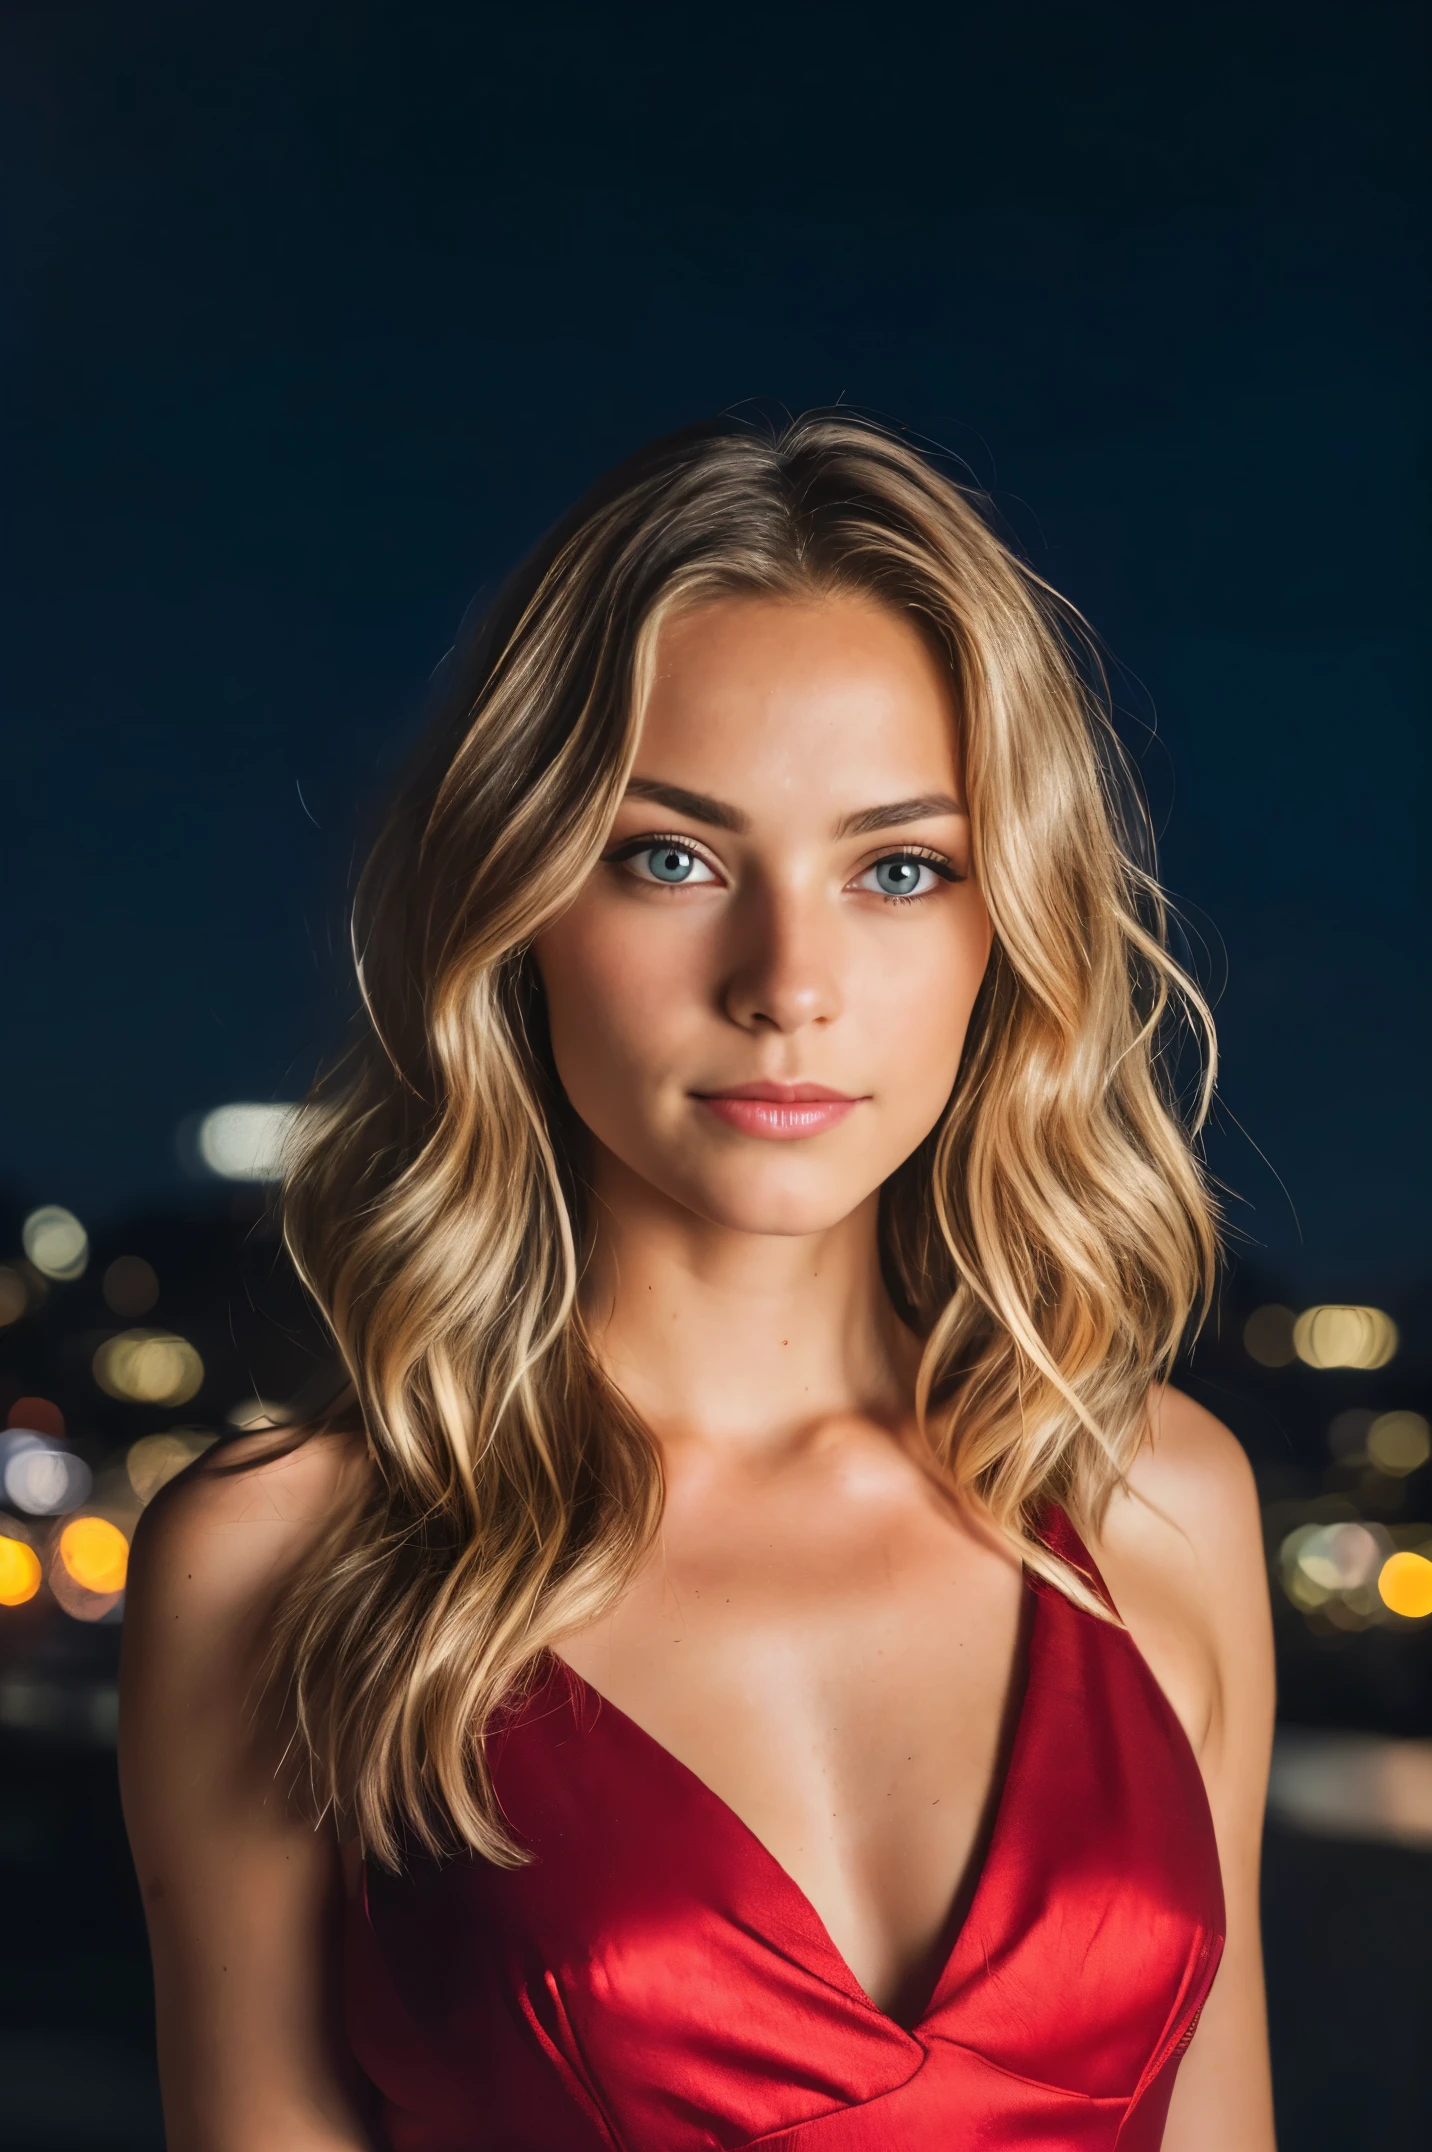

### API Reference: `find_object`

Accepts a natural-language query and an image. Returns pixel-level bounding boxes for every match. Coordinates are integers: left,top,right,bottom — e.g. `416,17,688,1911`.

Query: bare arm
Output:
1094,1385,1278,2152
119,1432,378,2152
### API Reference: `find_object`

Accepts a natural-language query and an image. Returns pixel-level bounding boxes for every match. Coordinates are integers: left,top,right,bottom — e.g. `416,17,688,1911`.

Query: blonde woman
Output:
120,414,1276,2151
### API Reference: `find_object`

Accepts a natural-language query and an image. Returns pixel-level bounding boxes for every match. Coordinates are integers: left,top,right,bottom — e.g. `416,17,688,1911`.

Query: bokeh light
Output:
93,1329,204,1407
0,1428,44,1475
48,1545,123,1623
3,1446,93,1517
7,1395,65,1440
1296,1522,1383,1591
58,1516,130,1595
1377,1551,1432,1621
0,1266,27,1326
0,1534,42,1607
20,1204,89,1281
1292,1305,1398,1371
1366,1412,1431,1478
126,1429,216,1502
1244,1304,1298,1367
196,1102,304,1182
102,1255,160,1318
1277,1517,1398,1622
226,1397,290,1432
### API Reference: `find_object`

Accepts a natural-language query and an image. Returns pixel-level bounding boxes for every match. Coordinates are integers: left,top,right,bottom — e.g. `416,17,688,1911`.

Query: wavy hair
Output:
275,411,1218,1866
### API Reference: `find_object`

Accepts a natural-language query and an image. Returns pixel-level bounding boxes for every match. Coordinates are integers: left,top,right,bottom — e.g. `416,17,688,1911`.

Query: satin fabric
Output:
347,1511,1224,2149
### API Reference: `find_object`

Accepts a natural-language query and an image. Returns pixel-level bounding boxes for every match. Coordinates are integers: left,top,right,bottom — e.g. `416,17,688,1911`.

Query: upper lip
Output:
692,1081,862,1102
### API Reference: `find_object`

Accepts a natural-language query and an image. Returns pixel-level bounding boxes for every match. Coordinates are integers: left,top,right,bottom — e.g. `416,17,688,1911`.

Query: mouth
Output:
690,1081,867,1140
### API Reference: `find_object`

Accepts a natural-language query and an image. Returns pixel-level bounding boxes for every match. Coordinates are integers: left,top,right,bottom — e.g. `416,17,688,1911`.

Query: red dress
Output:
346,1512,1224,2149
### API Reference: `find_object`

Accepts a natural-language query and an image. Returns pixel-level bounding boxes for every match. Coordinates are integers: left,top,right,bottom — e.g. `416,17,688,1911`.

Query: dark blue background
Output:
3,0,1426,1296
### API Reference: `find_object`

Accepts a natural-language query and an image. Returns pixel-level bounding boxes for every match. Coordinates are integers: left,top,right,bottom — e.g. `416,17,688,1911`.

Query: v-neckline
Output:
546,1568,1043,2037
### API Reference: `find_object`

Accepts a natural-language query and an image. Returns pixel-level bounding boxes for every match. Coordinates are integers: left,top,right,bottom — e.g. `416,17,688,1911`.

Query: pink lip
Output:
692,1081,866,1140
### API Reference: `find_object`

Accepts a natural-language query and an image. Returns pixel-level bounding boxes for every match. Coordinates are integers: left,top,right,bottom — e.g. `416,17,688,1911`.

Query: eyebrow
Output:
835,793,966,836
622,777,966,839
623,778,750,832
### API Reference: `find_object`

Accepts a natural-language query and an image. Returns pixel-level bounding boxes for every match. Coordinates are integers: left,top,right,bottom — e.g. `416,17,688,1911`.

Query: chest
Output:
554,1472,1028,2015
351,1559,1228,2152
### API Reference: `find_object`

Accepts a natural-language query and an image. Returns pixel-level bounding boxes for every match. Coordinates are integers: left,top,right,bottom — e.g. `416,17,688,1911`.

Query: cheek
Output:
861,908,991,1065
537,899,704,1099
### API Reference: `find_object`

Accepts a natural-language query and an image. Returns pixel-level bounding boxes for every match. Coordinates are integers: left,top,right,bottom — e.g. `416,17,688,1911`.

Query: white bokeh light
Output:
196,1103,307,1183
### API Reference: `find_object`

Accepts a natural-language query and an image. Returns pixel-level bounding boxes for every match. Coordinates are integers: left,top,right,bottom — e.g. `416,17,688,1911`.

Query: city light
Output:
0,1535,42,1607
126,1430,216,1503
58,1516,130,1596
92,1330,204,1407
21,1205,88,1282
1292,1304,1398,1370
196,1102,305,1182
3,1446,93,1518
102,1255,160,1318
1377,1551,1432,1621
226,1397,290,1431
49,1547,123,1623
1295,1522,1383,1592
6,1395,65,1440
1366,1412,1431,1478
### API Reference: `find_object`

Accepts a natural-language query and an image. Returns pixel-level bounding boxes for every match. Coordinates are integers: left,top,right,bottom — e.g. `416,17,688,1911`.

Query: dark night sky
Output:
2,1,1427,1297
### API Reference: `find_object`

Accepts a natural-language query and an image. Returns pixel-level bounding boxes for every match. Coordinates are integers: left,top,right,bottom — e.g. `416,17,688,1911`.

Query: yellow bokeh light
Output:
126,1430,216,1503
1367,1412,1431,1479
21,1204,88,1281
58,1515,130,1595
226,1397,290,1432
1292,1305,1398,1371
0,1535,42,1606
93,1329,204,1407
1377,1550,1432,1620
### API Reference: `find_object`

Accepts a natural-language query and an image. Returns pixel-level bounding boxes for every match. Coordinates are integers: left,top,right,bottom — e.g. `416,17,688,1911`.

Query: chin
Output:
669,1163,875,1240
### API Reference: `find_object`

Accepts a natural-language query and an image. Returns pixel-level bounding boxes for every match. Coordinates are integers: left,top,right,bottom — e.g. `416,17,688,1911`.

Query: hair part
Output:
274,410,1218,1867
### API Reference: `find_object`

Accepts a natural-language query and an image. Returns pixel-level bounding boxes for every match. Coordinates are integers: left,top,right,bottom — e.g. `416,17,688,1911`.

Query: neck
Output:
580,1147,917,1453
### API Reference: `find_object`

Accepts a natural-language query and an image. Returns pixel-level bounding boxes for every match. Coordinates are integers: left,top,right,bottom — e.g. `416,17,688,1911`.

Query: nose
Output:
720,878,843,1034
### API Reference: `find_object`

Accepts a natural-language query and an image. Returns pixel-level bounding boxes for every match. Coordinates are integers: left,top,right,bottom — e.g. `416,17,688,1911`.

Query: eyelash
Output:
604,833,961,901
869,845,960,901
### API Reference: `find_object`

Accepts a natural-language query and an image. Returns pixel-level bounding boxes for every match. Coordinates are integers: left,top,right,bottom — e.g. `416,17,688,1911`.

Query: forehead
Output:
637,593,961,811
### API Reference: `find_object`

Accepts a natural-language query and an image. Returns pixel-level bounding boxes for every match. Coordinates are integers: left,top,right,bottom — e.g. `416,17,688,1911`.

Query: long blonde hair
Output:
277,411,1218,1866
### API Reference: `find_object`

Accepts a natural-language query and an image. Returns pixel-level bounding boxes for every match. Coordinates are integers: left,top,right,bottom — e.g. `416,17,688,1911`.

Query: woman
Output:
120,413,1276,2150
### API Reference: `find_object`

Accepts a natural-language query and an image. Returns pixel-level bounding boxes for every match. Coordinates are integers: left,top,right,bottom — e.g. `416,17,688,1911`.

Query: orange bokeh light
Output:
1377,1551,1432,1621
0,1534,42,1606
58,1515,130,1595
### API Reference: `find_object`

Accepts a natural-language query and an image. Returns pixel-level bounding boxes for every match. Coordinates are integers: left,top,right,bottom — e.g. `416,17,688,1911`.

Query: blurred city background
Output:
1,3,1427,2146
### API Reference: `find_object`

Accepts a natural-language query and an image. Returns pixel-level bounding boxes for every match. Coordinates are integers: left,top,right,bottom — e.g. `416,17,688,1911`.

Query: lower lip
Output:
694,1097,861,1139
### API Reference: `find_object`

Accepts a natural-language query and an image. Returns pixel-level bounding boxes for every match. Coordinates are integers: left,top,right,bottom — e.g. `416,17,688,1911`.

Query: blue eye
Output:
646,843,698,883
872,856,927,897
608,833,719,887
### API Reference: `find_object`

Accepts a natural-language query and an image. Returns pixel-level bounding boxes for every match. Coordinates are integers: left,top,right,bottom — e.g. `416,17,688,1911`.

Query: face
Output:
534,592,994,1238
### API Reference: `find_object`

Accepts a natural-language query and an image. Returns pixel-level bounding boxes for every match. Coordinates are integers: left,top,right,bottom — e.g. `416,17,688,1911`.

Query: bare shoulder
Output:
120,1423,376,1826
1096,1384,1264,1597
1090,1385,1273,1767
122,1426,376,1750
128,1424,374,1632
120,1428,380,2148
